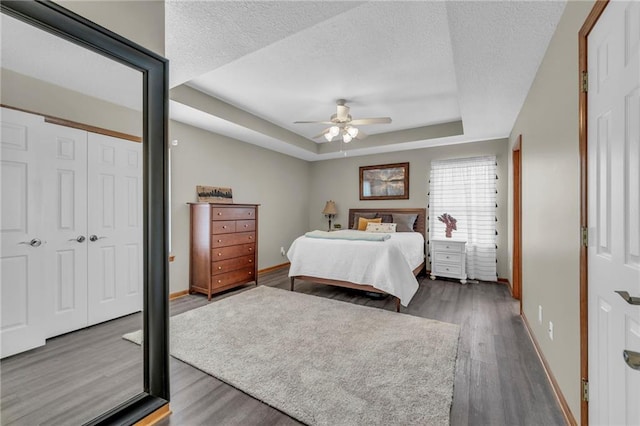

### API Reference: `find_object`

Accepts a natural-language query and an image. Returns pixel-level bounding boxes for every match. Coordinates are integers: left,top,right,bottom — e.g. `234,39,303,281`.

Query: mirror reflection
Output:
1,12,145,424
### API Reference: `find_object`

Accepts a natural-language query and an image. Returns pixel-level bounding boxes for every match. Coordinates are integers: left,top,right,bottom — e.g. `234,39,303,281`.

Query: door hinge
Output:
582,378,589,402
581,71,589,93
581,226,588,247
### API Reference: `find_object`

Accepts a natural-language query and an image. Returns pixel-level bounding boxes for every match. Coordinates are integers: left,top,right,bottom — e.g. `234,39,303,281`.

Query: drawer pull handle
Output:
249,247,253,251
248,212,252,216
217,212,222,216
249,272,252,275
249,259,253,263
244,224,248,228
249,236,253,239
217,253,222,256
218,239,222,242
446,256,450,259
218,280,222,283
218,266,222,270
446,245,450,249
223,225,228,229
446,268,450,271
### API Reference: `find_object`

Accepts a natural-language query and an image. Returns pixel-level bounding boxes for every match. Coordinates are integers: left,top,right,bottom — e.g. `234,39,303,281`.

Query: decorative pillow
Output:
352,212,377,229
366,222,397,233
392,213,418,232
377,213,393,223
357,217,382,231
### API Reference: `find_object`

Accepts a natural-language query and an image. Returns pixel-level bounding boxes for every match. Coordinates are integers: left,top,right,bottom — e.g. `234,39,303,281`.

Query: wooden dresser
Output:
430,239,467,284
189,203,259,299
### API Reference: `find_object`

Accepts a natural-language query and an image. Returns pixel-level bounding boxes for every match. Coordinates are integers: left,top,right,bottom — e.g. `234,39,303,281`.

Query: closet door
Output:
87,133,142,325
39,122,88,337
0,108,47,358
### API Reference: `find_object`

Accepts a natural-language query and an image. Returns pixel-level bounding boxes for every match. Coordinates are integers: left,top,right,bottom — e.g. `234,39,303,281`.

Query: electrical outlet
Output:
538,305,543,324
548,321,554,340
280,246,286,256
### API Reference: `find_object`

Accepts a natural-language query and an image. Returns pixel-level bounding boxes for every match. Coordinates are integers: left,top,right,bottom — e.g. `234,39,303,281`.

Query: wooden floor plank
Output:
0,269,565,425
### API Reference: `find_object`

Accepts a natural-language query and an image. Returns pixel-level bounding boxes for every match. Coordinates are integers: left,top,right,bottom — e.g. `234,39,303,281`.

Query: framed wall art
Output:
197,186,233,203
359,162,409,200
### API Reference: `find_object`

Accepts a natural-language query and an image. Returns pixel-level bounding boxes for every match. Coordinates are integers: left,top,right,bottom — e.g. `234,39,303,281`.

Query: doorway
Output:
512,135,522,310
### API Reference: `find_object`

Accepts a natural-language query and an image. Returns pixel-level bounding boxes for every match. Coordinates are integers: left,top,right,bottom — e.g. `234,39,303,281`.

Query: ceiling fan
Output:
294,99,392,143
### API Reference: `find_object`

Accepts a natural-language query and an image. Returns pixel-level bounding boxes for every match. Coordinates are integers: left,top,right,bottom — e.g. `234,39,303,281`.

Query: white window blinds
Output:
429,156,497,281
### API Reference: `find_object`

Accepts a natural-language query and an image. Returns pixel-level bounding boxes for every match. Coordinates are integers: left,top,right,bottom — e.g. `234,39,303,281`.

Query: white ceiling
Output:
167,0,567,161
1,1,567,162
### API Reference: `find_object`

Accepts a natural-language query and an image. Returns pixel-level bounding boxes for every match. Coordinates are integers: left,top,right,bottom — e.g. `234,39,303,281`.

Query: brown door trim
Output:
512,135,522,313
578,2,609,425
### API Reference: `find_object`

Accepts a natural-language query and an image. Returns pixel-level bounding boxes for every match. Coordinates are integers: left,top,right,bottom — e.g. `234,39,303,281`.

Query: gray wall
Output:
168,121,311,294
507,1,595,421
0,69,142,137
309,139,509,279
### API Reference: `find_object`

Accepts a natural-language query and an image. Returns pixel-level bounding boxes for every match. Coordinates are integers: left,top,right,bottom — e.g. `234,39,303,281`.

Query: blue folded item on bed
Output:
304,230,390,241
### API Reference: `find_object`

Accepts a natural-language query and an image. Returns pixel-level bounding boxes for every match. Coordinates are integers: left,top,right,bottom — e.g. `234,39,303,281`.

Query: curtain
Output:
429,156,497,281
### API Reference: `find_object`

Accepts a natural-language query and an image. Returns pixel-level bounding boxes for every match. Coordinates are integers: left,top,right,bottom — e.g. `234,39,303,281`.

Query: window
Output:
429,156,497,281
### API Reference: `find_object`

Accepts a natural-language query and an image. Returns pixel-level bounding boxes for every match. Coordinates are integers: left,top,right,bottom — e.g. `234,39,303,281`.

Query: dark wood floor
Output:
1,268,565,425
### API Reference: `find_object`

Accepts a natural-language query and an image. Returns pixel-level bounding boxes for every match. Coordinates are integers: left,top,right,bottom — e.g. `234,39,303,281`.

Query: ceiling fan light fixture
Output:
343,132,353,143
324,132,333,142
329,126,340,137
346,126,359,138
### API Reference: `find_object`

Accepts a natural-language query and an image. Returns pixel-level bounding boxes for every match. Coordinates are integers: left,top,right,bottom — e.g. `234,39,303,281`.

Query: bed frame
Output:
290,208,427,312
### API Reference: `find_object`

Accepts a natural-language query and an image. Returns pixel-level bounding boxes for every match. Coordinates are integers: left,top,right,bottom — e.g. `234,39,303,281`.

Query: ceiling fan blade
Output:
294,120,335,125
349,117,392,125
312,129,330,139
355,129,367,140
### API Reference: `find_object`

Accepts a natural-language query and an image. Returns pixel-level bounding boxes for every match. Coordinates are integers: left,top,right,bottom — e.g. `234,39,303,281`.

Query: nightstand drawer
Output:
211,207,256,221
434,251,462,263
431,240,465,252
433,264,462,276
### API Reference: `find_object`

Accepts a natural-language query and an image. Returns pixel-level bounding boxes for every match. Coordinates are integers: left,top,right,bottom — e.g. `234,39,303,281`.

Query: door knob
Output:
89,235,107,242
615,291,640,305
18,238,43,247
69,235,86,243
623,350,640,370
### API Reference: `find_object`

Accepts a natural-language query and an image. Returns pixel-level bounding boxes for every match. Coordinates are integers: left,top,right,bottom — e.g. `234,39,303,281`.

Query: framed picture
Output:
359,162,409,200
197,185,233,203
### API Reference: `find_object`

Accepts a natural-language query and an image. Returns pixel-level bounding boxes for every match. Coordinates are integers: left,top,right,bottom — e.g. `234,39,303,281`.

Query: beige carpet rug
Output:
124,286,460,425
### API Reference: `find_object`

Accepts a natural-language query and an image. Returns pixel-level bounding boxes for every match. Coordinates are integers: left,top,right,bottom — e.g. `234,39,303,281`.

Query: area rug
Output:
123,286,460,425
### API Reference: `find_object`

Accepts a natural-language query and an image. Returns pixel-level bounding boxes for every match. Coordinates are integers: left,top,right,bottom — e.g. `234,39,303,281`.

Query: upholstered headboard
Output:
348,208,427,241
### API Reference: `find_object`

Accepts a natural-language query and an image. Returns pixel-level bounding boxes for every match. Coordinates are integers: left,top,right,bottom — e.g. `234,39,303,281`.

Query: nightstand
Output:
430,239,467,284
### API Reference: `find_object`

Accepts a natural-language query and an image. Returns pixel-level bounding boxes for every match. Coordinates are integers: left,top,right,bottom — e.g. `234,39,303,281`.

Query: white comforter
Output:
287,231,425,306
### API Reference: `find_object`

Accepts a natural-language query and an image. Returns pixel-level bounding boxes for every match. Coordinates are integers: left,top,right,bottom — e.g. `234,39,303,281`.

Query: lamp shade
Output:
322,200,337,215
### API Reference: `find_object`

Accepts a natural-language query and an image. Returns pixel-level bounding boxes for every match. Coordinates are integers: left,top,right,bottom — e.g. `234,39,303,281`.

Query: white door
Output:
87,133,142,325
39,123,89,337
0,108,47,358
588,2,640,425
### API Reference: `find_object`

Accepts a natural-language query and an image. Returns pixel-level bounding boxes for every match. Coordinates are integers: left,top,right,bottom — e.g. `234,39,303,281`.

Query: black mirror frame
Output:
0,1,170,424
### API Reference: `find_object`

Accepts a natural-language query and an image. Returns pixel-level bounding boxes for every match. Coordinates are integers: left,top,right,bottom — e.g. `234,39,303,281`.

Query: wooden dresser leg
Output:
290,277,295,291
395,297,401,312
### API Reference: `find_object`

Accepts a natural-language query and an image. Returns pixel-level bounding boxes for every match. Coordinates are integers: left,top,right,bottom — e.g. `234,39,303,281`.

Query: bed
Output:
288,208,426,312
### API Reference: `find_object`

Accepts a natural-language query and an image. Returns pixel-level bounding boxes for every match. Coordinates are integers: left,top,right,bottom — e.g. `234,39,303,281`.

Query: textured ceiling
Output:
168,0,567,161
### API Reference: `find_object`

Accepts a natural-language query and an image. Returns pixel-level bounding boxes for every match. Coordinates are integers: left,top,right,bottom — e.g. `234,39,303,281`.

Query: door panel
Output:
0,108,46,358
588,2,640,424
39,123,88,338
87,133,142,325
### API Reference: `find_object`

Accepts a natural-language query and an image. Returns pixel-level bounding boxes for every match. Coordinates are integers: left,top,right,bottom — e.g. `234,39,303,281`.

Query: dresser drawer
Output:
211,221,235,234
433,264,462,277
211,243,255,261
212,266,255,289
434,251,462,264
431,240,465,253
211,207,256,221
212,255,254,275
211,232,256,248
236,220,255,232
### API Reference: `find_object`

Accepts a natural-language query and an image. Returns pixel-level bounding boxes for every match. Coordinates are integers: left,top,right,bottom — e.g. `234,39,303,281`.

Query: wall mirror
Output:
0,2,168,424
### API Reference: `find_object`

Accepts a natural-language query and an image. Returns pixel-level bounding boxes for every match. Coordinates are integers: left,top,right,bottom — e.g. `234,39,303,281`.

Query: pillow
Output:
392,213,418,232
377,213,393,223
357,217,382,231
366,222,397,233
352,212,377,229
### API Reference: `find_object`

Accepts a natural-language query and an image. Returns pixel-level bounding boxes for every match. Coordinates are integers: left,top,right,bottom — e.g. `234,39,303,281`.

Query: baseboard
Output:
258,262,290,275
169,290,189,300
521,313,577,426
497,277,512,293
134,403,171,426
